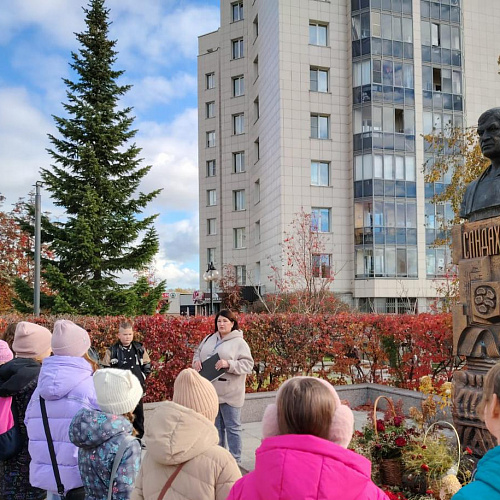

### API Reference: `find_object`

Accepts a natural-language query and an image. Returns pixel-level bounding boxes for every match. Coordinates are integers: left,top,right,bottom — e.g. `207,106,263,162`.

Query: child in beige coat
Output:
131,368,241,500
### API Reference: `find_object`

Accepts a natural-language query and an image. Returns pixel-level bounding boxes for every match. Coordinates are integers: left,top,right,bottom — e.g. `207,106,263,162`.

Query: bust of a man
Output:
460,107,500,222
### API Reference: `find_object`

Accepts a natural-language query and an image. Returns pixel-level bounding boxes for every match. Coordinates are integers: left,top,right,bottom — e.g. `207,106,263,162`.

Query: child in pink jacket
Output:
228,376,389,500
0,340,14,434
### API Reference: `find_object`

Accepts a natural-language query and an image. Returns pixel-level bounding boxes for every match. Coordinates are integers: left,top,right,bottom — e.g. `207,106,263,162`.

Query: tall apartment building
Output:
198,0,500,312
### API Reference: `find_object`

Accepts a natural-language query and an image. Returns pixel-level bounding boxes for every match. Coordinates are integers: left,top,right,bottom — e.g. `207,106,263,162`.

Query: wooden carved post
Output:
452,219,500,455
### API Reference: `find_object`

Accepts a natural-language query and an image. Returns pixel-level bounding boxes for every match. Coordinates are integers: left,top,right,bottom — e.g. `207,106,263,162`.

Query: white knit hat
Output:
93,368,143,415
52,320,91,357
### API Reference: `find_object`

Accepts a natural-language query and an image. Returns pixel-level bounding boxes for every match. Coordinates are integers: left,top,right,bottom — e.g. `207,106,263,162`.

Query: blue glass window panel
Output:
441,4,450,21
383,39,392,56
423,90,433,108
351,0,360,11
394,87,404,103
362,38,371,55
431,47,441,64
407,229,417,245
443,93,453,110
406,182,416,198
422,45,431,62
405,136,415,152
404,89,415,105
393,0,402,11
353,134,363,151
362,85,372,102
372,38,382,55
372,0,382,7
450,6,460,23
354,181,363,198
397,229,406,244
403,0,412,14
421,1,430,17
394,134,405,151
383,86,394,103
362,134,373,149
396,181,406,197
374,228,385,244
393,41,403,58
382,0,391,11
360,0,369,8
384,133,395,150
386,228,396,244
373,85,383,102
433,92,443,109
352,41,361,57
403,43,413,59
373,132,384,148
431,2,440,19
454,95,463,111
452,51,461,66
435,183,444,195
374,179,384,196
353,87,362,104
425,183,434,198
385,180,396,196
426,229,436,245
442,49,451,65
364,179,373,196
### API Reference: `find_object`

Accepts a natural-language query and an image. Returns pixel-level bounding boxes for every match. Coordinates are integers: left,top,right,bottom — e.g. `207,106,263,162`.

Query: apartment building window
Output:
233,151,245,173
233,227,246,248
311,161,330,186
207,248,216,265
311,114,330,139
232,38,244,59
206,131,215,148
206,73,215,89
313,254,331,278
232,75,245,96
253,57,259,81
232,2,243,22
309,22,328,46
207,218,217,235
206,159,216,177
253,15,259,39
233,113,244,135
311,208,331,232
254,97,260,121
255,220,261,244
235,265,247,285
255,261,261,284
233,190,246,211
254,138,260,161
310,67,329,92
206,101,215,118
207,189,216,206
254,179,260,204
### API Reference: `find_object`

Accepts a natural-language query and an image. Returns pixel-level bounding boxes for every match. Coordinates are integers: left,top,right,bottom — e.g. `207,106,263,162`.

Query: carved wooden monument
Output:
453,108,500,455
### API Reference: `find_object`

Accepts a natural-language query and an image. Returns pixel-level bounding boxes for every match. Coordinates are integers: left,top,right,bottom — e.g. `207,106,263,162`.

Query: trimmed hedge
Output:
0,312,455,402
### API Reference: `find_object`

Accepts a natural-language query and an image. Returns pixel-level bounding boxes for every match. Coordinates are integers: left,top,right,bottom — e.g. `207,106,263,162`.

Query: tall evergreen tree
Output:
36,0,163,315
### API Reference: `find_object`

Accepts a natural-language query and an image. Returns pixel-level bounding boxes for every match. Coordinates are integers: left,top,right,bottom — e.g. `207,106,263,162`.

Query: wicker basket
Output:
373,396,403,486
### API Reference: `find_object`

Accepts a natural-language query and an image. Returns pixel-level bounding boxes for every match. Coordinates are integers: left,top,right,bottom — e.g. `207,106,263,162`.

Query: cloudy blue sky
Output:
0,0,220,289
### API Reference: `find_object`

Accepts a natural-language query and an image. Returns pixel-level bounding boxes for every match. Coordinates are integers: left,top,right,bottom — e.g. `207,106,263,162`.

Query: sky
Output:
0,0,221,290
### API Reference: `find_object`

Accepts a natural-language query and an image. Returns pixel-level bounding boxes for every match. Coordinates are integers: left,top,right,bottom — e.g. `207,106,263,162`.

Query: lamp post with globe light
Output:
203,262,219,315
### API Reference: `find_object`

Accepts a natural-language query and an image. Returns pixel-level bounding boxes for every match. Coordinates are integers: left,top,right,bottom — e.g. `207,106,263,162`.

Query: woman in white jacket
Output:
193,310,253,464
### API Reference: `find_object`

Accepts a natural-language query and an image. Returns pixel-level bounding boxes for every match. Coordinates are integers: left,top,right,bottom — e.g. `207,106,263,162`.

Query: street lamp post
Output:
203,262,219,315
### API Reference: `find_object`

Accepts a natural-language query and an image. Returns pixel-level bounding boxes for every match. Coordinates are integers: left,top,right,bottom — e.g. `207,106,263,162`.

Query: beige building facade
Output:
198,0,500,312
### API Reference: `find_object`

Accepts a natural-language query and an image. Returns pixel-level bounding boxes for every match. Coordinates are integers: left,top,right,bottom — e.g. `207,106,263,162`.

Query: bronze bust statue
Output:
460,107,500,222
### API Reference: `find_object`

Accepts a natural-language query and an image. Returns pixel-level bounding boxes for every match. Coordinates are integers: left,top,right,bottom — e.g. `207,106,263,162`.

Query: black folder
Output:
199,353,227,382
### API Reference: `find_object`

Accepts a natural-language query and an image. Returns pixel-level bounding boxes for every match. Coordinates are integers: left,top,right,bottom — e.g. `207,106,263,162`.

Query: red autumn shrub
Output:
0,312,456,402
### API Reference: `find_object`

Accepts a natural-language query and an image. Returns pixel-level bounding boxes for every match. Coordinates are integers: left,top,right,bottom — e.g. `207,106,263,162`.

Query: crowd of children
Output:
1,317,500,499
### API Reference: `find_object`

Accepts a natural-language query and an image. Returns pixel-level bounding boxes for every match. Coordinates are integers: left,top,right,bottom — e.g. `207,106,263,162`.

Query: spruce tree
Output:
37,0,163,315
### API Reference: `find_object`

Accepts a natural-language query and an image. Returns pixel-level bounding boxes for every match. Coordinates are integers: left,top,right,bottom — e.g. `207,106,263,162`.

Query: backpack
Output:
0,396,24,461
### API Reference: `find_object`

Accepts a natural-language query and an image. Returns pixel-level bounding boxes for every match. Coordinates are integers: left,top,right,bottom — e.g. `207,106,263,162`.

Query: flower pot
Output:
379,457,403,486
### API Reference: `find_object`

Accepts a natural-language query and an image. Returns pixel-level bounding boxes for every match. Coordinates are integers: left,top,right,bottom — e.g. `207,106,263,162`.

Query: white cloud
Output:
137,108,199,211
157,215,199,262
0,87,54,203
128,73,197,111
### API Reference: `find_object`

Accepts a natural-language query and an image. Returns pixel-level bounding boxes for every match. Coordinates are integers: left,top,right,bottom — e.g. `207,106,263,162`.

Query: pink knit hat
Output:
12,322,52,359
0,340,13,363
52,320,91,357
261,376,354,448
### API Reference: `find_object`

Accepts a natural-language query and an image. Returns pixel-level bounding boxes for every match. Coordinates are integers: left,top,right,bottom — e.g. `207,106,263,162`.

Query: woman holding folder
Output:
193,310,253,464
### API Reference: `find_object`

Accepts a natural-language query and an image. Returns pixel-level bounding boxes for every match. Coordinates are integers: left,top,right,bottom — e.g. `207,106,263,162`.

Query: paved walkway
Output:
239,410,373,472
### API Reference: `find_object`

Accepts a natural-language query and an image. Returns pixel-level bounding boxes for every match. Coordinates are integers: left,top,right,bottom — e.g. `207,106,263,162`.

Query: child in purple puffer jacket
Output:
25,320,99,499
